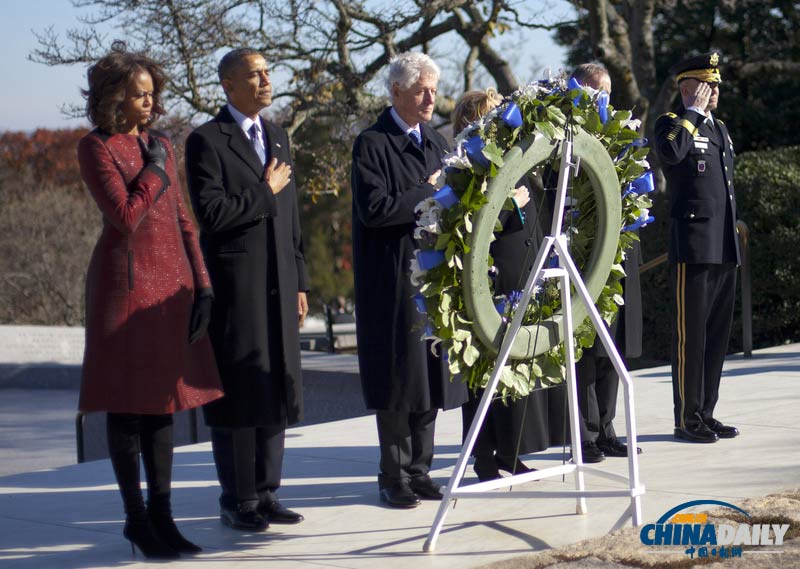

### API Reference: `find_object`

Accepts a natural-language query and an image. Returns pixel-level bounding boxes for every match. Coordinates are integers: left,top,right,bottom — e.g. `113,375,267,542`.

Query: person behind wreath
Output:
185,47,310,531
568,63,643,463
351,52,468,509
452,88,550,481
77,47,224,559
654,51,740,444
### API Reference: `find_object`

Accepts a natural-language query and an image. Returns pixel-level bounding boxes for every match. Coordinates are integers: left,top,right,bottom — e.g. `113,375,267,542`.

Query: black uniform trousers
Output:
375,409,437,488
670,262,737,429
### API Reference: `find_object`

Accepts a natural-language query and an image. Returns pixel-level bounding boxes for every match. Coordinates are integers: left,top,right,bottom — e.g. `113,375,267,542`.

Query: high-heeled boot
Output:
142,414,201,554
107,413,179,559
123,513,180,559
148,495,201,554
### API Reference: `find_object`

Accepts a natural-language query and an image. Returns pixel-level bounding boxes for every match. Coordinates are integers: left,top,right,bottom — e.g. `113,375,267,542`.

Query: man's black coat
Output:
186,106,309,428
351,107,468,412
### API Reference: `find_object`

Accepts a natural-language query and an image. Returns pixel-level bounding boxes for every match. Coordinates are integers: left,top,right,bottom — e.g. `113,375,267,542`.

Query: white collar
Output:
390,107,422,138
227,103,263,137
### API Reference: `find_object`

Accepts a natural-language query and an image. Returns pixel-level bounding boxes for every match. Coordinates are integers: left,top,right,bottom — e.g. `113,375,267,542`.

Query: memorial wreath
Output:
411,74,655,401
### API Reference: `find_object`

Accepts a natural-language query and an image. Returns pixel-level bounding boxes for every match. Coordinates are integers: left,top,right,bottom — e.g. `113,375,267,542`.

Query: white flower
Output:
409,255,426,287
414,199,442,233
639,207,650,220
414,197,438,215
622,118,642,130
455,123,478,148
634,157,650,169
413,227,430,240
443,145,472,169
417,211,442,234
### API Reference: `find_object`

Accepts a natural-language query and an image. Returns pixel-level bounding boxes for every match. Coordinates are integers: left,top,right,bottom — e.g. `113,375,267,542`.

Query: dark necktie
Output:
248,123,265,165
408,130,422,148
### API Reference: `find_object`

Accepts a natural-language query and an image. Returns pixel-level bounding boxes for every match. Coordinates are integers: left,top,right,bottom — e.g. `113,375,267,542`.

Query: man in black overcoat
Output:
185,48,310,530
654,51,740,444
351,52,468,508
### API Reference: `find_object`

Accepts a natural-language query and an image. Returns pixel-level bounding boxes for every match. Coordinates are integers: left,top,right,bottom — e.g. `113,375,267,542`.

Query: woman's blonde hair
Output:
451,88,504,133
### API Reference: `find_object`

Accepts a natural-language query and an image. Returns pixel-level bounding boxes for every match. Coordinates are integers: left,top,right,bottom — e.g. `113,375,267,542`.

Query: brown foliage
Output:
0,128,98,325
0,128,89,195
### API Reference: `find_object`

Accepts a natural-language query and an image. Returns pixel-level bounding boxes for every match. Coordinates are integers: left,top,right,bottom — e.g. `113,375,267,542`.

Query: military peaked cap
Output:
670,51,722,83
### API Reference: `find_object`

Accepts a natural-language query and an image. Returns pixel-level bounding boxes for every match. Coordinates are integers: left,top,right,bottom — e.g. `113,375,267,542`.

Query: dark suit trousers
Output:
670,262,737,429
576,351,620,443
376,409,438,487
211,424,286,510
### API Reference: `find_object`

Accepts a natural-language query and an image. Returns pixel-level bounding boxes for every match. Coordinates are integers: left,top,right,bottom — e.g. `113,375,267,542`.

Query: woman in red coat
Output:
77,47,223,559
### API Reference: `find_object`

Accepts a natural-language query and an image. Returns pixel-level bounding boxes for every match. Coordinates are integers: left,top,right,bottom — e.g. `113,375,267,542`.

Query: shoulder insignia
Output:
666,112,678,118
717,119,725,125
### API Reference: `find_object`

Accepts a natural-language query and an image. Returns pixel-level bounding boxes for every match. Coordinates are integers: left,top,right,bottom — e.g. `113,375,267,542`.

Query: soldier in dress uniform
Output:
654,51,741,443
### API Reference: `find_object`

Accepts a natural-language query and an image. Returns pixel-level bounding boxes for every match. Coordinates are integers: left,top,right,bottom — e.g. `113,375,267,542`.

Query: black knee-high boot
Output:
141,414,201,554
106,413,178,559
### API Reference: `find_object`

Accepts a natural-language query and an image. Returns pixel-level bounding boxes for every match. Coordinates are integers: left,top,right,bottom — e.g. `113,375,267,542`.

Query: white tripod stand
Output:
423,128,645,552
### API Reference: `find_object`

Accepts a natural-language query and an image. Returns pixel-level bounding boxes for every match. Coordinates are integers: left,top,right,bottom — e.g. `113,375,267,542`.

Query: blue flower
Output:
464,135,490,168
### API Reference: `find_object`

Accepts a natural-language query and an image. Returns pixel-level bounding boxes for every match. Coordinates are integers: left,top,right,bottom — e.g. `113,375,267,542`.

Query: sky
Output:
0,1,571,132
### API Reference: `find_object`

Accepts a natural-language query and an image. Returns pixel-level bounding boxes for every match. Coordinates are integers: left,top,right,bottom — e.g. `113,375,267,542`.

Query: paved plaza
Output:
0,343,798,568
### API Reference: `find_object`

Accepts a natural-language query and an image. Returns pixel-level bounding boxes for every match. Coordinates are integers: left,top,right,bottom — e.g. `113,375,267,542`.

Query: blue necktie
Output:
408,130,422,148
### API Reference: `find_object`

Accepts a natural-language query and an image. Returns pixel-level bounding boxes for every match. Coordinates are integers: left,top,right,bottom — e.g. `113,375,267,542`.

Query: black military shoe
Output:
704,418,740,438
674,423,719,443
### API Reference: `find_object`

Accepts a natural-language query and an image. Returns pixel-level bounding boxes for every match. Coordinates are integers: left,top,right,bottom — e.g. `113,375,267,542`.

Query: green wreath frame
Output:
464,129,621,360
412,77,653,400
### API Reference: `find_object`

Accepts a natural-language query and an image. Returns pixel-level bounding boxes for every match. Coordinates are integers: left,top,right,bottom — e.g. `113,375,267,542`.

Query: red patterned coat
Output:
77,129,223,414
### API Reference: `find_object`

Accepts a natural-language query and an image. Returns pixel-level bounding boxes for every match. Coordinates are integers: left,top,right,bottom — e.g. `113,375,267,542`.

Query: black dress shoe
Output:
704,418,740,438
572,441,605,463
596,438,642,457
379,482,421,509
220,507,269,531
409,476,444,500
258,500,304,524
674,423,719,443
494,455,534,475
473,455,501,482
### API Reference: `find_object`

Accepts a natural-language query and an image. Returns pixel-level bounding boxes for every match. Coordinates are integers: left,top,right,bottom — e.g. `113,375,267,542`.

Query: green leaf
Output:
482,142,505,167
463,344,480,366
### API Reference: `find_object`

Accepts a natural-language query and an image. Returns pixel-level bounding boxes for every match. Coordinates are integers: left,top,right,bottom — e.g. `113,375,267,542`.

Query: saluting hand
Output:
684,82,712,113
264,157,292,194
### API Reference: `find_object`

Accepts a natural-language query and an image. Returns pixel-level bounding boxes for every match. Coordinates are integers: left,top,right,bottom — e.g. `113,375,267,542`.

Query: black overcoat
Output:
185,106,309,428
472,191,551,455
654,107,740,265
351,107,468,412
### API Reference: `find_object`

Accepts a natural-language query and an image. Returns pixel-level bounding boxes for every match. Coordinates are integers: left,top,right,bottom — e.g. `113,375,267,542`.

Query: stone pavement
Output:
1,343,799,568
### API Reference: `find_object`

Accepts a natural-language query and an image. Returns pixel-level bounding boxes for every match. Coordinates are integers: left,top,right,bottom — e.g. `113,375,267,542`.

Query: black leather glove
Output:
189,289,213,344
138,134,168,171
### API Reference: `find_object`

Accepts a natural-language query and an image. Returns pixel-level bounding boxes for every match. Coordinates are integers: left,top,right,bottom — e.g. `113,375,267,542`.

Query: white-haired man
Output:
351,52,468,508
